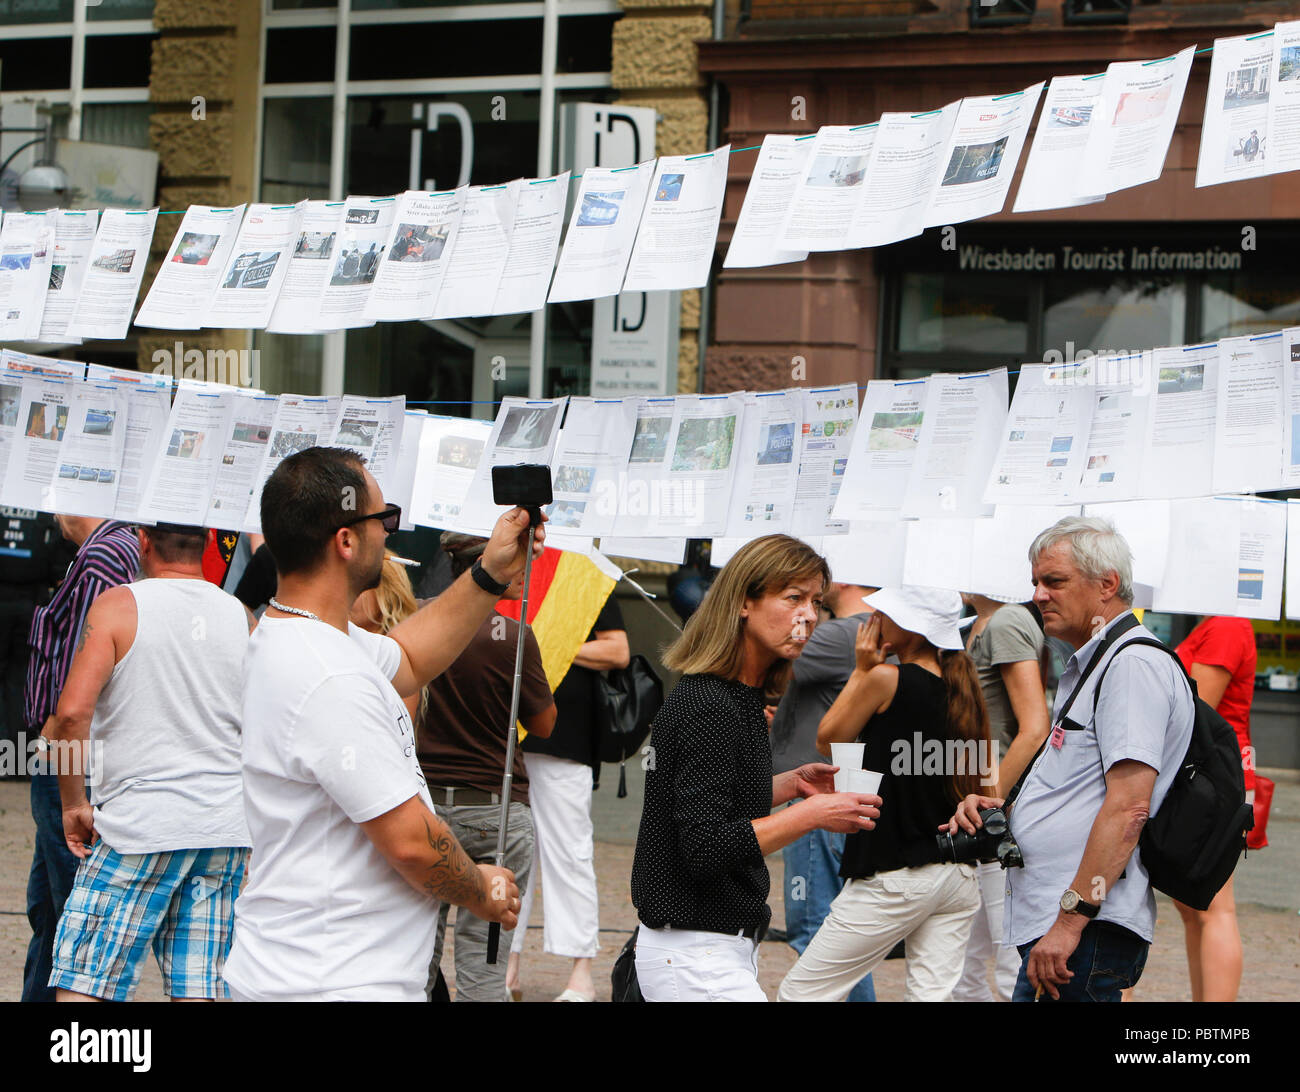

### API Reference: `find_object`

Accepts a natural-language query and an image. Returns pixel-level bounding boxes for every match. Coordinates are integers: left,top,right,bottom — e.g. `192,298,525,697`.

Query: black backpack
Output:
1090,637,1253,911
595,655,664,798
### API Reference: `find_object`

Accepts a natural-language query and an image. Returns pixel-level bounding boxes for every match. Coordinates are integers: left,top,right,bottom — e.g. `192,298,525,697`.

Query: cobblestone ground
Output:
2,773,1296,1002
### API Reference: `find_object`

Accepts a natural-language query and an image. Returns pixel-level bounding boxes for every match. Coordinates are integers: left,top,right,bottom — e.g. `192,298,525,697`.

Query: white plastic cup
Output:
830,742,865,792
848,768,883,796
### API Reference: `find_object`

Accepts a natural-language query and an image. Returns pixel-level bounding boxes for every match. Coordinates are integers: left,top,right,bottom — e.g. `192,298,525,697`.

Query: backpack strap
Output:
1089,636,1197,717
1003,611,1142,810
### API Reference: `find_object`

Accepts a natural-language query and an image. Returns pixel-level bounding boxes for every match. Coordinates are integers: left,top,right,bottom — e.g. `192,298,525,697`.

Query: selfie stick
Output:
486,503,541,965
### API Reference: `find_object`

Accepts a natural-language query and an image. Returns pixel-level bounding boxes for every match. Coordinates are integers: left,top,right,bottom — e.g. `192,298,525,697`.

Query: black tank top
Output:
839,663,963,879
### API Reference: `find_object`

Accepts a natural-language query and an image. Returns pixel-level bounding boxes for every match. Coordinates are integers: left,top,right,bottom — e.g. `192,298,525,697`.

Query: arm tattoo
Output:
75,620,93,654
420,814,486,907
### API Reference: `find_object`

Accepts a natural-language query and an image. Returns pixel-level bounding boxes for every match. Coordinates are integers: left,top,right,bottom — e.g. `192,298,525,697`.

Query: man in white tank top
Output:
44,523,256,1002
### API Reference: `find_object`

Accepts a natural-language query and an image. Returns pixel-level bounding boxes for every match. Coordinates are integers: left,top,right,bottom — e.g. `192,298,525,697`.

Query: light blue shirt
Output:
1005,612,1193,946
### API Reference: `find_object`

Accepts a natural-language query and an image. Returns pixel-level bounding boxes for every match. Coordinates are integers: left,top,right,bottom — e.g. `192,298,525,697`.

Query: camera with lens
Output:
936,807,1024,869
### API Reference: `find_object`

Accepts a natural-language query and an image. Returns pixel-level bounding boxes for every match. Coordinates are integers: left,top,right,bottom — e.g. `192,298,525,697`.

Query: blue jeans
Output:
24,771,82,1002
1012,920,1149,1003
783,825,875,1003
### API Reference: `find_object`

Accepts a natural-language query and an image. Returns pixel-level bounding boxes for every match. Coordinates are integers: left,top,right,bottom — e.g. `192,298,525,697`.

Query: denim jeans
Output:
1012,920,1149,1003
783,825,875,1003
24,770,81,1002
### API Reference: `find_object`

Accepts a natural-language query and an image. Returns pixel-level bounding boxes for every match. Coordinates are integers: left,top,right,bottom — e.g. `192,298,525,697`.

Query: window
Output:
969,0,1034,29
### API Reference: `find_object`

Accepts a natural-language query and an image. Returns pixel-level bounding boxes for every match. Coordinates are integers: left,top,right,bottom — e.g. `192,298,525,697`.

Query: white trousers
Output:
778,862,980,1003
510,752,600,958
635,927,767,1002
951,859,1021,1002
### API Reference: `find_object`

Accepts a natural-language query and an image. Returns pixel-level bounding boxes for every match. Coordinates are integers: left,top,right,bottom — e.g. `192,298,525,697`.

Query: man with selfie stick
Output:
224,447,541,1002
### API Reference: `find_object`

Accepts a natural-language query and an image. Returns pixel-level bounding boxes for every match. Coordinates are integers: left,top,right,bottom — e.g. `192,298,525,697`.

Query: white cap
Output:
863,586,965,650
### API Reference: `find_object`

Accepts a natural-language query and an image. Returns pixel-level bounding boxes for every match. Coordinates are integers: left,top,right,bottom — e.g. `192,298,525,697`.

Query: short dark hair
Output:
261,447,369,577
142,525,207,564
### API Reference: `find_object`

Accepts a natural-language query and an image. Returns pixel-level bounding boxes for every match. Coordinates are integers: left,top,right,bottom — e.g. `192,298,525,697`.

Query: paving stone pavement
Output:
2,771,1296,1002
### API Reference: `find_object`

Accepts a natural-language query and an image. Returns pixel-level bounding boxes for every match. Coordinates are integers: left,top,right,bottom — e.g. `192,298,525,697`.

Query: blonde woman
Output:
630,535,881,1002
349,551,422,724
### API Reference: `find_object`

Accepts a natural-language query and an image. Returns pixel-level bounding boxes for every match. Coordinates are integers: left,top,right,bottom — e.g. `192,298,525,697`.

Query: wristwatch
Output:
1060,888,1101,918
470,557,510,596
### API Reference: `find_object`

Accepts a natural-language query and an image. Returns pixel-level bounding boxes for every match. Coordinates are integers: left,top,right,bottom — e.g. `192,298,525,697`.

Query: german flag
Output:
494,546,616,696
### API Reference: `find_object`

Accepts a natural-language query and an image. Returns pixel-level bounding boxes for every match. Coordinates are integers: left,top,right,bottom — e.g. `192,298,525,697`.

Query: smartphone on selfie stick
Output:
486,464,552,964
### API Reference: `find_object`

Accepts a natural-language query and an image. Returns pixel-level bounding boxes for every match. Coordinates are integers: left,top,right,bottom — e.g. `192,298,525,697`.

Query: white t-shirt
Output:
224,617,438,1002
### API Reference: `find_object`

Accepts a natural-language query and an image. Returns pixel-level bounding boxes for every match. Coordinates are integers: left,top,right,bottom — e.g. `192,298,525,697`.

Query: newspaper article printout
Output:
901,368,1009,519
0,375,77,512
722,390,802,538
135,205,246,329
432,184,516,320
548,163,655,304
544,397,638,539
46,382,129,519
84,364,174,523
0,210,54,341
624,146,731,292
834,378,927,522
1153,496,1285,620
312,196,397,329
903,517,976,591
1142,342,1219,498
1196,32,1275,187
205,391,278,527
792,383,859,537
1212,332,1286,494
597,536,687,565
137,387,236,525
924,85,1043,226
36,209,99,343
982,363,1095,506
723,136,812,269
1280,327,1300,487
822,521,907,589
67,208,159,341
609,394,746,538
1013,76,1109,213
970,505,1081,602
326,395,407,496
204,201,307,329
1084,498,1172,591
849,104,959,249
490,173,569,315
1286,500,1300,620
363,189,467,322
1266,21,1300,176
390,409,426,531
409,415,494,531
241,395,341,533
0,356,92,495
265,201,347,334
1077,46,1196,196
1072,354,1154,505
457,396,568,533
779,127,877,252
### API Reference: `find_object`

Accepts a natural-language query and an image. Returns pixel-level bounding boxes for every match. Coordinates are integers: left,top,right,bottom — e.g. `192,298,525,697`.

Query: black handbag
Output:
595,654,663,797
611,929,644,1002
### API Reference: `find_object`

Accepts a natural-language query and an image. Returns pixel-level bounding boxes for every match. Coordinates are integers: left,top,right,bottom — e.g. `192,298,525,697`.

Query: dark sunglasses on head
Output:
339,505,402,535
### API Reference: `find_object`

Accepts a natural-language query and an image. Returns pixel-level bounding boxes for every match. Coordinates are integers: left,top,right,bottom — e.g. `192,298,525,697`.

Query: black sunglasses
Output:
339,505,402,535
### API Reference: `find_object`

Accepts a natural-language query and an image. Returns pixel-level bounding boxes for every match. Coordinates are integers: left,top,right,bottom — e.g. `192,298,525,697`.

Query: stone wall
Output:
613,0,712,393
138,0,261,373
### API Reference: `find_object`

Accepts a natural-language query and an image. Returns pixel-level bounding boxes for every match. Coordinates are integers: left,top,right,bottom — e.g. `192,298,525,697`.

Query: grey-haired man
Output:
946,516,1192,1002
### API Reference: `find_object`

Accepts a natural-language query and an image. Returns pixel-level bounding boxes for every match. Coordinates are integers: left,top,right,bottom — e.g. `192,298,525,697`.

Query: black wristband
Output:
470,557,510,596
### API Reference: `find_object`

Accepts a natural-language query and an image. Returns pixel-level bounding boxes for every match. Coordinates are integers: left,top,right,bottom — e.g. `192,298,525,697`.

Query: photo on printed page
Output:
671,415,736,473
629,416,672,463
172,232,221,266
388,221,451,263
576,190,625,227
222,250,282,290
869,411,923,451
941,137,1008,186
437,434,483,469
804,153,868,188
294,231,336,259
496,404,559,450
655,174,685,202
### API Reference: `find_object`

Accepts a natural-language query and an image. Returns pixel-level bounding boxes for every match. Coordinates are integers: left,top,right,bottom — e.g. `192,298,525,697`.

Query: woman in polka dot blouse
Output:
630,535,882,1002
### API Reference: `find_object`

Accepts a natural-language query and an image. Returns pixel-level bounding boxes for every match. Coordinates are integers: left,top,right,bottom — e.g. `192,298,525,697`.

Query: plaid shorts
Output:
50,841,248,1002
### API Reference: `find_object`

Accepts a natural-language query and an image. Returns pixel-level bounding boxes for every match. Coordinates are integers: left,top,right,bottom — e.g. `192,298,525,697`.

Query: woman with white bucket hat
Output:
778,585,992,1002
